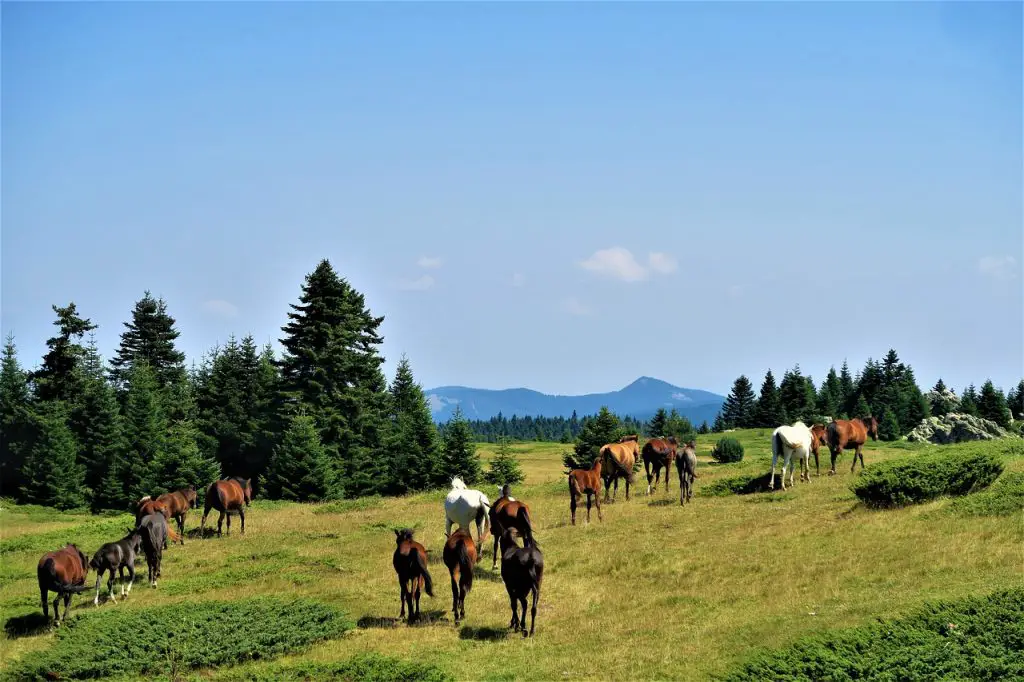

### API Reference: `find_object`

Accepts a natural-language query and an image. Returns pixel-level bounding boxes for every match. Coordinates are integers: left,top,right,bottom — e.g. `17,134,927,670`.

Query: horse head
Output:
450,476,466,491
184,486,198,505
864,416,879,441
394,528,415,545
499,484,511,499
242,478,253,506
498,528,519,554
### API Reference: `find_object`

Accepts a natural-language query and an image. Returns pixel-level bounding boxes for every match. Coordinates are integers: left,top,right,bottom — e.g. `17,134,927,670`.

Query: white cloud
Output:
978,255,1017,281
511,272,526,287
202,299,239,317
648,252,678,274
578,247,648,282
417,256,442,269
396,275,435,291
563,296,593,316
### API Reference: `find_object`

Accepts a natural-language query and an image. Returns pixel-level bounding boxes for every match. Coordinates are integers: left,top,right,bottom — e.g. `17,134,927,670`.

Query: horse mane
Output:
450,476,466,490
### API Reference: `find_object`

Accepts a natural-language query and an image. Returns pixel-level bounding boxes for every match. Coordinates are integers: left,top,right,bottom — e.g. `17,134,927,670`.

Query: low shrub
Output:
711,437,744,463
241,654,453,682
5,597,350,681
949,471,1024,516
722,588,1024,681
851,447,1004,508
700,473,774,496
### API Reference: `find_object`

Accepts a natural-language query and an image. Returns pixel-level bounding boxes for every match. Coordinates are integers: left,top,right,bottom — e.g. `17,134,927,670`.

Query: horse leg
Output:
239,508,246,535
398,579,407,619
52,594,61,625
40,586,48,621
93,571,103,606
61,592,71,624
125,563,135,595
852,444,862,473
201,503,211,539
529,586,539,637
450,572,460,623
584,493,591,524
107,569,117,603
645,459,654,495
520,596,529,636
612,476,619,502
594,492,603,522
625,473,631,501
178,513,186,545
509,594,519,630
226,512,232,536
413,579,422,623
570,490,578,526
770,450,778,490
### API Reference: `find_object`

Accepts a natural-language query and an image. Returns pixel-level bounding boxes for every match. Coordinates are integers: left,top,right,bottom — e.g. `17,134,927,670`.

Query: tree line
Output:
453,411,648,444
712,350,1023,439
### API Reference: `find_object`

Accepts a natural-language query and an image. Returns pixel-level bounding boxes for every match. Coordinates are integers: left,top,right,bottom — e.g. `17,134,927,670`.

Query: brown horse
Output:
642,436,678,495
392,528,433,624
135,496,170,525
810,423,829,476
37,544,90,625
825,417,878,474
200,477,252,538
600,437,641,502
499,528,544,638
156,486,198,545
568,457,603,525
489,484,535,569
442,529,478,624
676,440,699,506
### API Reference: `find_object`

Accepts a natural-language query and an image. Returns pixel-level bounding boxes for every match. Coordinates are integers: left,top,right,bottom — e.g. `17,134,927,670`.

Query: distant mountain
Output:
425,376,725,426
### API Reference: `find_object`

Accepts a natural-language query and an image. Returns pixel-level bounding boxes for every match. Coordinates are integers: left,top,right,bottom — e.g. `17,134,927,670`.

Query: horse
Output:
810,423,828,476
136,511,179,587
567,456,603,525
642,436,678,495
200,477,252,538
600,436,641,502
156,486,198,545
676,440,699,506
488,484,535,569
499,528,544,638
444,477,491,544
825,417,878,475
442,529,478,625
771,422,815,491
392,528,433,625
37,544,90,625
89,530,141,605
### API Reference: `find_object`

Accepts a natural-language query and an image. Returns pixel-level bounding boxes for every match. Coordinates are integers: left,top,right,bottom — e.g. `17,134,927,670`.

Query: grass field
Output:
2,431,1022,681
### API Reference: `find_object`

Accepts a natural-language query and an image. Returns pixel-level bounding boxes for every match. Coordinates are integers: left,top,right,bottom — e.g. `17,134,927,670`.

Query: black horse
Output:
89,530,142,605
499,529,544,637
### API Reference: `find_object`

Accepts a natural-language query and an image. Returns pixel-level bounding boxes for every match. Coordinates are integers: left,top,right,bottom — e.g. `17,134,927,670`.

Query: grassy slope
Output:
1,432,1022,681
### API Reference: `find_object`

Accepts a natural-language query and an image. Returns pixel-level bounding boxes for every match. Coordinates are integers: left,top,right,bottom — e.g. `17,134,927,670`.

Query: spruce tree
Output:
570,406,622,465
121,363,168,500
712,411,727,433
384,355,441,493
1008,380,1024,420
838,360,855,411
878,407,900,441
32,303,96,404
19,401,87,510
438,406,482,485
853,395,872,420
698,420,710,435
960,384,980,416
977,380,1012,427
816,367,843,420
928,378,959,417
265,413,337,501
647,408,668,437
664,408,695,441
109,291,187,392
753,370,788,427
0,334,34,498
780,366,815,423
485,436,525,486
70,340,127,508
721,375,757,428
147,421,220,495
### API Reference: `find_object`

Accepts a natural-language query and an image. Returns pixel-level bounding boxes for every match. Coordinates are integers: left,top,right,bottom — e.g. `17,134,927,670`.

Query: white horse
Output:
770,421,814,491
444,477,491,543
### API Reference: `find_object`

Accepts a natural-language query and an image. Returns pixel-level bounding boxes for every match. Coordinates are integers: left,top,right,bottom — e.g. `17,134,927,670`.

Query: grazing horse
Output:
444,477,491,544
600,436,641,502
810,423,828,476
392,528,433,624
642,436,678,494
136,512,178,587
488,484,535,569
676,440,699,506
442,529,478,624
90,530,141,605
567,456,603,525
771,422,815,491
499,528,544,637
37,544,90,625
156,486,198,545
200,477,252,538
826,417,878,475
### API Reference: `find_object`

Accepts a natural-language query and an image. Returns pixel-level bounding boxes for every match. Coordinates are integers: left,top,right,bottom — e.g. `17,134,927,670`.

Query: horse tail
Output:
606,447,634,482
476,501,491,540
457,540,473,594
774,431,785,458
517,505,535,547
415,550,433,597
166,524,180,544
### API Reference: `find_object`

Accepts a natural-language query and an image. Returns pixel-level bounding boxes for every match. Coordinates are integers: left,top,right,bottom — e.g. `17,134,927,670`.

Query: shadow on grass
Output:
472,568,505,584
5,612,50,638
458,625,510,641
647,498,674,507
357,609,449,629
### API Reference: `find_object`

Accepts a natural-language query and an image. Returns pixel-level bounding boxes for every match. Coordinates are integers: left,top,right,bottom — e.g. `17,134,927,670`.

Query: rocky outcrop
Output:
905,413,1013,444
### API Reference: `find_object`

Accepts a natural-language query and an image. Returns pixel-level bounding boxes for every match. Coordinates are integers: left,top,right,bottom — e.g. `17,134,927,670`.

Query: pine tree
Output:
712,411,727,433
780,366,815,423
753,370,788,427
147,421,220,495
664,408,695,441
698,420,710,435
960,384,980,416
438,406,482,485
928,378,959,417
485,436,525,486
1008,380,1024,420
878,407,901,441
838,360,855,411
647,408,668,437
816,367,843,420
977,380,1012,427
265,413,337,501
0,334,35,498
121,363,168,500
19,401,87,510
109,291,187,392
721,375,757,428
571,406,622,464
384,355,441,494
854,394,872,420
32,303,96,404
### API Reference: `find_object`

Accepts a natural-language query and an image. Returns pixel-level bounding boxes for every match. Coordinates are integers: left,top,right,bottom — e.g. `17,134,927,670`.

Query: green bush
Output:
5,598,350,681
950,471,1024,516
484,437,525,486
711,437,744,463
723,588,1024,681
241,654,453,682
700,473,773,497
851,447,1004,508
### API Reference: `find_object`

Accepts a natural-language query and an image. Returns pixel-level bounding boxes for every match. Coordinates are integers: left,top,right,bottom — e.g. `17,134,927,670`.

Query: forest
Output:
2,258,1022,512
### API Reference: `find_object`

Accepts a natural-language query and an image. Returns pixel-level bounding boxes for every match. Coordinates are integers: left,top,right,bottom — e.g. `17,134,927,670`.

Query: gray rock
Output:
905,412,1014,444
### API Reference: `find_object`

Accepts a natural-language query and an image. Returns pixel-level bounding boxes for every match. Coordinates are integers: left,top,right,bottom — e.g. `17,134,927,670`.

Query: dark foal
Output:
90,530,141,605
676,440,699,506
499,529,544,637
642,436,678,495
489,484,535,569
442,529,478,624
136,512,178,587
392,528,433,624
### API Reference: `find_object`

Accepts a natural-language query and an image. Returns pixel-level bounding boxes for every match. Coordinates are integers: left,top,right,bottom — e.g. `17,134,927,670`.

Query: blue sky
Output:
2,2,1021,397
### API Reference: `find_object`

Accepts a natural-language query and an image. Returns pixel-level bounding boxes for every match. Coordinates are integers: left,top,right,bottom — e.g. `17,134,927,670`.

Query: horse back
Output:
39,545,87,585
207,480,244,512
158,490,191,516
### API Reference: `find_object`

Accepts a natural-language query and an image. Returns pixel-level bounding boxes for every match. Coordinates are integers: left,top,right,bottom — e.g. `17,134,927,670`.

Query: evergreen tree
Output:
109,291,187,392
0,334,35,498
384,355,441,493
753,370,788,427
19,402,87,510
720,375,757,428
664,408,696,441
977,380,1012,427
264,413,337,501
1008,380,1024,420
960,384,980,416
32,303,96,404
571,406,622,464
121,363,168,500
698,420,710,435
438,406,482,485
853,394,872,420
878,407,900,441
849,358,883,416
928,378,959,417
780,366,815,423
816,367,843,420
838,360,855,411
485,436,525,486
647,408,668,437
712,411,727,433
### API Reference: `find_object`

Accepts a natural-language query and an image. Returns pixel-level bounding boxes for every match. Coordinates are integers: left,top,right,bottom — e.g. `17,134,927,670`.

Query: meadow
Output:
2,431,1022,681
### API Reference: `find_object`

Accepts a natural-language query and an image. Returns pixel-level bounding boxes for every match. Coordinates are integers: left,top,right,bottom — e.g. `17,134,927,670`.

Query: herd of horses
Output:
34,416,880,638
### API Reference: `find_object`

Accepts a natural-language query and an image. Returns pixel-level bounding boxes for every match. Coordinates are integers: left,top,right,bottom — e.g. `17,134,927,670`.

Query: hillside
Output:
424,376,725,425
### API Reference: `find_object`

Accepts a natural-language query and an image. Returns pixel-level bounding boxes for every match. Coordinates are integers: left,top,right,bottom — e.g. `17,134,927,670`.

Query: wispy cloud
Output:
978,255,1017,281
563,296,593,316
202,299,239,318
396,275,436,291
578,247,678,282
417,256,442,269
511,272,526,287
647,252,678,275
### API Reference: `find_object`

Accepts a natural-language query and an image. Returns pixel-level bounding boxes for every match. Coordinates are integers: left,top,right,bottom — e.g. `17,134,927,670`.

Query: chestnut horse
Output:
826,417,878,474
810,423,828,476
442,529,478,624
642,436,678,495
37,544,90,625
136,497,172,549
489,484,535,569
156,486,198,545
676,440,699,506
567,456,603,525
200,477,252,538
392,528,433,624
600,435,640,502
